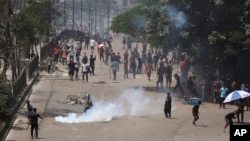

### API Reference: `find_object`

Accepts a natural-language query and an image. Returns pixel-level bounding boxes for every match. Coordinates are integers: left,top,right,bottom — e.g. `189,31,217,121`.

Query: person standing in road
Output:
74,57,80,80
28,108,43,139
192,101,201,125
82,60,89,82
46,54,52,73
68,60,76,81
164,92,172,118
89,54,96,76
124,60,129,79
111,59,119,80
236,99,245,123
89,38,95,54
84,35,90,50
156,67,164,90
219,84,228,109
145,63,152,81
200,76,207,101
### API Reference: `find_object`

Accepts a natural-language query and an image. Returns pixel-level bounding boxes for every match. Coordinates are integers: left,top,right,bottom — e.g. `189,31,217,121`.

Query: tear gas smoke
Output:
55,88,168,123
164,5,187,28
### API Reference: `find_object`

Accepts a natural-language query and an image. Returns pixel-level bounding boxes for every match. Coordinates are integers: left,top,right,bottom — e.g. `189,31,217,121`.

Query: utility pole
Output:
88,3,91,36
81,0,83,32
95,0,97,34
107,4,110,33
64,0,66,29
72,0,75,30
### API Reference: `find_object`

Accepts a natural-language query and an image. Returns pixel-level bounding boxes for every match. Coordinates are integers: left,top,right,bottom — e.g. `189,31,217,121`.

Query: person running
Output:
224,110,237,132
173,73,185,95
28,108,44,139
26,100,33,113
192,101,201,125
84,94,93,112
164,92,172,118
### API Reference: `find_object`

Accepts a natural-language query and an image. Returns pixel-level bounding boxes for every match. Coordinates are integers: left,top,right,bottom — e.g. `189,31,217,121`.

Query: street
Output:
4,35,249,141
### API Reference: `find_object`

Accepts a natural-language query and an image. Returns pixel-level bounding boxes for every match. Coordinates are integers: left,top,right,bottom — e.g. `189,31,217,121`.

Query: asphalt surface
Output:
4,35,250,141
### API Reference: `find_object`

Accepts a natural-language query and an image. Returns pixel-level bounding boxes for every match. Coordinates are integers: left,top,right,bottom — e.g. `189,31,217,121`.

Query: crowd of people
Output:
22,33,250,140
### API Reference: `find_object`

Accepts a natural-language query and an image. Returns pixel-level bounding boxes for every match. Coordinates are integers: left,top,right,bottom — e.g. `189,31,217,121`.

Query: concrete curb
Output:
0,71,40,140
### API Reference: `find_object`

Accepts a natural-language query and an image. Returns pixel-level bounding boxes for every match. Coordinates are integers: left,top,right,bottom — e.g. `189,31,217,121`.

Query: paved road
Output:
5,35,250,141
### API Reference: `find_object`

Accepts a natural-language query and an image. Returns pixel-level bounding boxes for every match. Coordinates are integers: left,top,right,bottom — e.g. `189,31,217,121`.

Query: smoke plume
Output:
55,88,166,123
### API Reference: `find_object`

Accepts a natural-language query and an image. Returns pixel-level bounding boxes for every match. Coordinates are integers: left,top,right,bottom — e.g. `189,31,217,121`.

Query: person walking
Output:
200,76,207,101
89,38,95,54
62,47,68,65
173,73,185,95
219,84,228,109
156,67,164,90
224,110,237,132
111,59,119,80
68,60,75,81
145,63,152,81
84,35,90,50
187,77,194,96
236,99,245,123
164,92,172,118
99,46,104,62
28,108,44,139
46,54,52,73
192,101,201,125
26,100,33,113
124,60,129,79
74,58,80,80
165,64,172,88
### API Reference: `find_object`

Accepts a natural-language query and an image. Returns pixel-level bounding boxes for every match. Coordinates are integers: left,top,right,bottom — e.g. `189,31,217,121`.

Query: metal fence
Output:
40,43,51,61
12,68,27,97
28,55,39,80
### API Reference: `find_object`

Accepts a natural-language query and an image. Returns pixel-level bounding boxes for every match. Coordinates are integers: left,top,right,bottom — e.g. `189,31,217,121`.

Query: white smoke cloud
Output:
164,5,187,28
55,88,167,123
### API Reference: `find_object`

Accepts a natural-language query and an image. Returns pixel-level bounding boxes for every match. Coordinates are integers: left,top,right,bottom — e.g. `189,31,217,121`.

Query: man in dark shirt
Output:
224,110,237,132
84,94,93,113
28,108,43,139
89,54,96,76
192,101,201,125
173,73,185,95
164,92,172,118
26,100,33,113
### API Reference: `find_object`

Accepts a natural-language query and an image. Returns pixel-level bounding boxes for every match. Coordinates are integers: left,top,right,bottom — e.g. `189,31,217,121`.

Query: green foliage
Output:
11,0,58,47
110,5,147,38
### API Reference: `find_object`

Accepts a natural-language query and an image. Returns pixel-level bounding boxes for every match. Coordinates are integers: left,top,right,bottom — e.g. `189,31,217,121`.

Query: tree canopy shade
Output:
110,0,250,80
110,5,147,38
11,0,59,47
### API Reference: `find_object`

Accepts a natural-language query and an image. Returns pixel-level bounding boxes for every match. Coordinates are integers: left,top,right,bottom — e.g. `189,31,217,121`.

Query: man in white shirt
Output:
89,38,96,54
82,61,89,82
